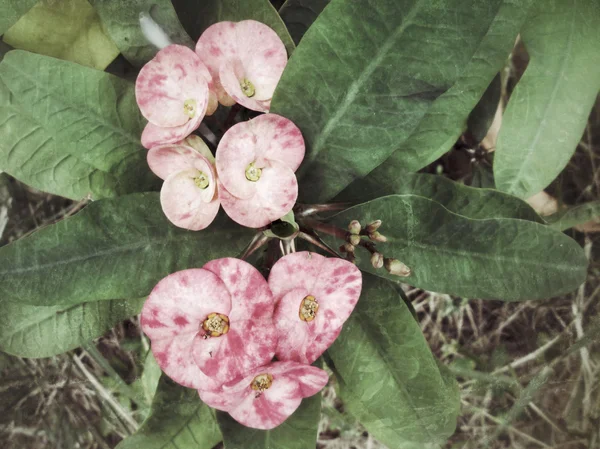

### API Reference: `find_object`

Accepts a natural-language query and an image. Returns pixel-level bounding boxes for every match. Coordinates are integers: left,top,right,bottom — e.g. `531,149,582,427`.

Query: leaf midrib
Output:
304,0,425,168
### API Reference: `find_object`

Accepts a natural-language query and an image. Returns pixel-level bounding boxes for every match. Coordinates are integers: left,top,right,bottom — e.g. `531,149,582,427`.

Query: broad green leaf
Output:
0,192,254,307
494,0,600,199
272,0,531,203
279,0,330,45
90,0,194,67
171,0,295,54
467,73,502,144
323,195,587,301
0,297,144,358
546,201,600,231
117,375,222,449
3,0,120,70
327,273,459,446
0,0,38,35
335,173,542,222
217,392,322,449
0,50,158,200
141,351,162,405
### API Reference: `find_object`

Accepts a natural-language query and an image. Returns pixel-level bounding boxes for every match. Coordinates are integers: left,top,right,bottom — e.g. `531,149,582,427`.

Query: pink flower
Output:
136,45,217,149
147,136,219,230
195,20,288,112
216,114,305,228
199,361,328,430
140,258,277,389
268,252,362,364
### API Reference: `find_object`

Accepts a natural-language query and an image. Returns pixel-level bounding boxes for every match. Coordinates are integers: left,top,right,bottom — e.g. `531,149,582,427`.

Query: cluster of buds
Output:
339,219,411,277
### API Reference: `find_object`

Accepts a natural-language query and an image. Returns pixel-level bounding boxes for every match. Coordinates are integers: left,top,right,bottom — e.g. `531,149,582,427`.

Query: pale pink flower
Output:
200,361,328,430
147,136,219,230
195,20,287,112
136,45,217,149
268,252,362,364
140,258,277,389
216,114,305,228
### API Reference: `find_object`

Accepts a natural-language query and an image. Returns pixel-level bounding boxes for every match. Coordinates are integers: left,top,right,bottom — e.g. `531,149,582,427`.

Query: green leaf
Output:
141,351,162,405
117,375,222,449
217,389,322,449
0,0,38,35
90,0,194,67
327,273,459,446
0,50,158,200
546,201,600,231
0,297,144,358
494,0,600,199
272,0,532,203
171,0,295,54
323,195,587,301
335,173,542,222
0,192,254,307
3,0,120,70
279,0,330,45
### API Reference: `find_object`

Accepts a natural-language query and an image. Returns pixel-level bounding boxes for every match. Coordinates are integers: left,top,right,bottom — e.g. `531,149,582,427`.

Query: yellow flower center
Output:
194,171,210,189
245,162,262,182
251,373,273,392
240,78,255,97
299,295,319,322
202,313,230,337
184,98,197,118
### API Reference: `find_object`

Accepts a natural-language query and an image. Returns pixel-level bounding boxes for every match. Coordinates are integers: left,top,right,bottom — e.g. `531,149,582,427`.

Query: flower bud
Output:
348,220,362,235
343,242,355,254
348,234,361,246
366,220,382,233
384,258,411,277
370,252,384,269
369,231,387,243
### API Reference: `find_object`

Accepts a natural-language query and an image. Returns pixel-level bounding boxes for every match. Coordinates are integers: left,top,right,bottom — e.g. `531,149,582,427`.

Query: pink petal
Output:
147,143,215,181
273,287,343,364
218,163,298,228
252,114,305,172
192,258,277,384
160,170,220,231
215,120,258,199
136,45,209,127
184,135,215,163
141,116,201,149
219,21,287,112
141,269,232,389
220,361,328,429
268,252,362,360
195,22,238,105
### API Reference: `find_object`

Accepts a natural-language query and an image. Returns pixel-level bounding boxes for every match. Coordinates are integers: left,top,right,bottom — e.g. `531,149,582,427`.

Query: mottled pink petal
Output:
217,361,328,429
192,258,277,384
252,114,305,172
195,22,238,105
141,269,232,389
219,21,287,112
184,135,215,163
136,45,209,127
218,162,297,228
147,143,215,182
273,287,343,364
160,170,220,231
268,252,362,363
214,120,258,199
141,116,201,149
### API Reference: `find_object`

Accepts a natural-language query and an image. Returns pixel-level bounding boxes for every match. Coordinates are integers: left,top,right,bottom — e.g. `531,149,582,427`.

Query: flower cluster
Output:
141,252,362,429
136,20,301,229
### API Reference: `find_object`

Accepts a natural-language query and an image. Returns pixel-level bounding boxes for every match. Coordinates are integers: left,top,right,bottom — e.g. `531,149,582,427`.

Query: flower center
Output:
183,98,197,118
299,295,319,322
194,171,210,189
240,78,255,97
251,373,273,392
245,162,262,182
202,313,230,337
